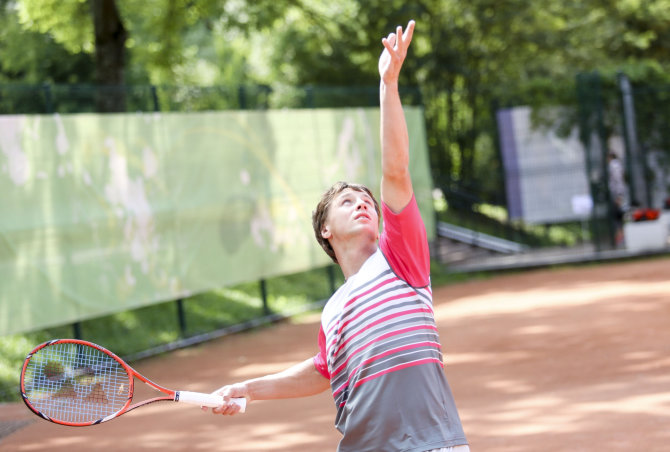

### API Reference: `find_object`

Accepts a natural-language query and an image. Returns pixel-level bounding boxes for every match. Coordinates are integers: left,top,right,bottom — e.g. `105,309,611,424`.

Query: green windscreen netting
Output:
0,107,434,335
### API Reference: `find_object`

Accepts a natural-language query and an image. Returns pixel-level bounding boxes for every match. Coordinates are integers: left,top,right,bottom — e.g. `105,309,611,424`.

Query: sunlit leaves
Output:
18,0,93,53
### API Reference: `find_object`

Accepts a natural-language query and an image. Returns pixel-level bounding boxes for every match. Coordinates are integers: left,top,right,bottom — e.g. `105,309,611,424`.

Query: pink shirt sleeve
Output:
379,194,430,288
313,325,330,379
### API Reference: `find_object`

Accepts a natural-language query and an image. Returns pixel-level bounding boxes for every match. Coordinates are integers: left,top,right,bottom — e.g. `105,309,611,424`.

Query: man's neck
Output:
336,242,378,280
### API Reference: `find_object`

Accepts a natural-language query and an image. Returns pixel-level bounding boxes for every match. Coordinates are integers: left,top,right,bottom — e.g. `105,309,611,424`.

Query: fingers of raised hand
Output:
402,20,415,46
382,32,396,52
382,21,414,57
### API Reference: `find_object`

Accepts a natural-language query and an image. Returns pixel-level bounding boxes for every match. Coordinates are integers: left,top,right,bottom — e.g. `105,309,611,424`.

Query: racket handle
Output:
176,391,247,413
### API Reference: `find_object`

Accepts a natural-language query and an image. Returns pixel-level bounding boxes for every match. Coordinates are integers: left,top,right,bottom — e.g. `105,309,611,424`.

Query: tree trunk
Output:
90,0,127,112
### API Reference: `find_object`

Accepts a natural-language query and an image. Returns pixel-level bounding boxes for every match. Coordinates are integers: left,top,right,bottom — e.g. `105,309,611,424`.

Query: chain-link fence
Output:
577,72,670,250
1,80,666,256
0,83,423,114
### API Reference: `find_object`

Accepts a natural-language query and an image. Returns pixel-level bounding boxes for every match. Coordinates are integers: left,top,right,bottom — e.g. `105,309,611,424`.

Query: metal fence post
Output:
327,265,336,294
151,85,160,112
259,279,270,315
42,83,54,113
176,298,187,338
72,322,82,340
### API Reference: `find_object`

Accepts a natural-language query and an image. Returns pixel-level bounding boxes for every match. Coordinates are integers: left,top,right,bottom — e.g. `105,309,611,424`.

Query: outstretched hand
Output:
202,382,249,416
378,20,415,85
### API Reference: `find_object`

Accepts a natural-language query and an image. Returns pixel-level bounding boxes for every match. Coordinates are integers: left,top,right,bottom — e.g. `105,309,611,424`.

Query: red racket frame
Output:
21,339,185,427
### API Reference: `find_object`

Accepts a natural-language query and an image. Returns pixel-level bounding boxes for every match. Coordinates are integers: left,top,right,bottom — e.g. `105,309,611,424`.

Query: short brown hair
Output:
312,182,380,263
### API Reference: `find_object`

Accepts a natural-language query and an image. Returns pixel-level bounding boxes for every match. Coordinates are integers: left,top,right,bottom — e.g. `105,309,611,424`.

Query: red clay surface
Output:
2,257,669,451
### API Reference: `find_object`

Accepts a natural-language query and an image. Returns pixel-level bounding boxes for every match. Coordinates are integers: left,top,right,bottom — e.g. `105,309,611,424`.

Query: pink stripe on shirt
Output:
332,307,434,357
332,340,442,396
325,275,399,337
330,323,441,380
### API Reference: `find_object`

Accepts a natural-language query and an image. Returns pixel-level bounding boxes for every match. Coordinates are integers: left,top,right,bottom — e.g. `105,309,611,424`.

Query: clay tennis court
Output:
2,256,669,451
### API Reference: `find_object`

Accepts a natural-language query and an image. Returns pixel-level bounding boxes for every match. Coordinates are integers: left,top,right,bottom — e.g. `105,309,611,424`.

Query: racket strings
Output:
23,343,130,424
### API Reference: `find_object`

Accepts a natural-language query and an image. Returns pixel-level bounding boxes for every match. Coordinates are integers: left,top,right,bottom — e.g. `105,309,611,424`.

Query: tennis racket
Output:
20,339,246,427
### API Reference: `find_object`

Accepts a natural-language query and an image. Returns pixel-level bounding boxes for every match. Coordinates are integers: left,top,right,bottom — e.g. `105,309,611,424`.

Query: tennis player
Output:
206,20,469,452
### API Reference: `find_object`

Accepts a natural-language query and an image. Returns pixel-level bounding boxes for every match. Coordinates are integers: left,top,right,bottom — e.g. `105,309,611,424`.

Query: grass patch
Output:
429,258,495,286
439,205,585,248
432,188,586,247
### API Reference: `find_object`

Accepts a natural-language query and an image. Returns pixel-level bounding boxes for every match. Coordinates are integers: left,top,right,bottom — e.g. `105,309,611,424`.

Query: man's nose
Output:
355,199,368,209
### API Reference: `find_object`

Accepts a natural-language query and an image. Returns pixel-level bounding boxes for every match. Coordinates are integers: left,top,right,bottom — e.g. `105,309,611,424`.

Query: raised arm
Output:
379,20,415,213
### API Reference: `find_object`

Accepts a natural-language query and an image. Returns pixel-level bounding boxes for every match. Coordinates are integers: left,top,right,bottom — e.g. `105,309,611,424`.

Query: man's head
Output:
312,182,381,263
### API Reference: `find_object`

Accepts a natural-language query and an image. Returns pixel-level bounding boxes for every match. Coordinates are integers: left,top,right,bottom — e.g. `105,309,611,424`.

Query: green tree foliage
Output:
5,0,670,201
0,1,94,83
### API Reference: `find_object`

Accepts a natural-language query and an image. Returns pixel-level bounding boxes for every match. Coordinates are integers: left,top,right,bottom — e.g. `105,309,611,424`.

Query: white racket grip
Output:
176,391,246,413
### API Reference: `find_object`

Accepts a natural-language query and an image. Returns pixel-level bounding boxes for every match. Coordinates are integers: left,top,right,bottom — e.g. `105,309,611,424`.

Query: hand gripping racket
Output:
20,339,246,426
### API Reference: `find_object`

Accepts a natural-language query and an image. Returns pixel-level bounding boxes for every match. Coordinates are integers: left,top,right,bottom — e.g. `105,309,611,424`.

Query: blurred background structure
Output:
1,0,670,402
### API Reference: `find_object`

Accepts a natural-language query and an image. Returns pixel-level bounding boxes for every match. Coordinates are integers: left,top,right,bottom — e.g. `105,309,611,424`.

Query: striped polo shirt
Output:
313,196,467,452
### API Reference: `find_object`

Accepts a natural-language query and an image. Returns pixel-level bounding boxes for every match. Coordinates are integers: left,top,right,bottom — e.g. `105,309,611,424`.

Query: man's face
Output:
321,188,380,245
